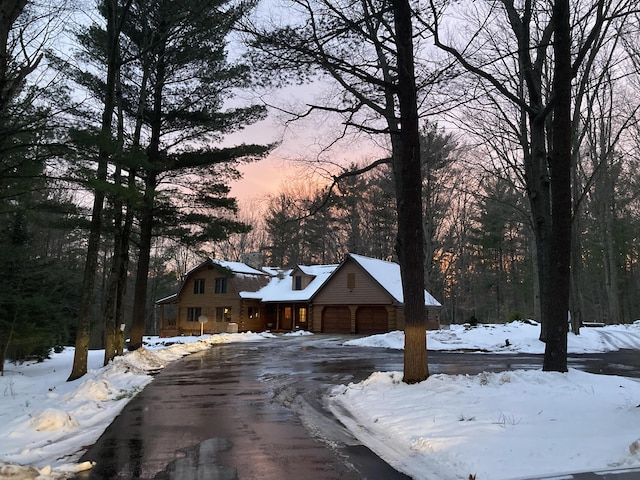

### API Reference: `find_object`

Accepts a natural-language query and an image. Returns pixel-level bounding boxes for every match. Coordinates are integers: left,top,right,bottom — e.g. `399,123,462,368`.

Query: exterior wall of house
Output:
313,260,393,305
157,302,179,337
310,258,441,333
311,259,395,333
238,300,266,332
393,305,441,331
173,265,267,335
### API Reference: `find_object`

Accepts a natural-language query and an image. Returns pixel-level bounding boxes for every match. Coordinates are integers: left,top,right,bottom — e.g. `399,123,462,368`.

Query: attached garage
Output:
356,306,388,334
322,306,352,333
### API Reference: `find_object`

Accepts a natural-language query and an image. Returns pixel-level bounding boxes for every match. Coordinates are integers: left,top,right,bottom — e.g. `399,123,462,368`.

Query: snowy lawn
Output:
331,321,640,479
0,332,274,479
1,322,640,479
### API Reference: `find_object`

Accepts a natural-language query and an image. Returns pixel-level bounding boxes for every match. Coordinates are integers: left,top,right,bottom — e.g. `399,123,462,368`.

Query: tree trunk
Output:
526,118,552,342
129,180,154,351
543,0,571,372
392,0,429,384
129,30,166,351
68,0,122,379
601,156,620,325
103,206,121,365
68,173,105,381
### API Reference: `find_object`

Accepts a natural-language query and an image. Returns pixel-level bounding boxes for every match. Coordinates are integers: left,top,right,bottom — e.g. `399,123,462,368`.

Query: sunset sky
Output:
227,107,389,209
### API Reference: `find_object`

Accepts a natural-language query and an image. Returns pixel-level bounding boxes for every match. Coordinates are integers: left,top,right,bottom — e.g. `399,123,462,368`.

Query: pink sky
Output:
231,155,290,204
225,85,390,208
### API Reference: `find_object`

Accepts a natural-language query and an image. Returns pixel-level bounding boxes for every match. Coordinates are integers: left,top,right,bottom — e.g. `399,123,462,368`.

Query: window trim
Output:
214,277,227,294
193,278,205,294
187,307,202,322
215,306,231,322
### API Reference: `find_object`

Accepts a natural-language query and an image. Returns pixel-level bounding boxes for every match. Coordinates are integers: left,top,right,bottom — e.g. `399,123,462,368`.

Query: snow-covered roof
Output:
155,293,178,304
210,259,267,276
348,253,441,306
175,255,440,307
176,259,268,297
241,264,339,301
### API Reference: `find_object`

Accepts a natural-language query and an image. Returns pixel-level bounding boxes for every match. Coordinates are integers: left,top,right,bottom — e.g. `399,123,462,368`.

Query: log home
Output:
156,259,270,336
156,253,441,336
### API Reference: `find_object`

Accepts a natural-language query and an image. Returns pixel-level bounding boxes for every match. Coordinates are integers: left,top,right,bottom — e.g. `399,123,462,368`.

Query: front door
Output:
281,306,293,330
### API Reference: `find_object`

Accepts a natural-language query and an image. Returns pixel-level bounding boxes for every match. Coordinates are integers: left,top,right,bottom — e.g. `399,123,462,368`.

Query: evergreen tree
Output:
116,0,271,350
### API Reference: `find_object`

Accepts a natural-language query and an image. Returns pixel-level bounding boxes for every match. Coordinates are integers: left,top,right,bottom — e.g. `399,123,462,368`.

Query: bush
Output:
508,311,523,322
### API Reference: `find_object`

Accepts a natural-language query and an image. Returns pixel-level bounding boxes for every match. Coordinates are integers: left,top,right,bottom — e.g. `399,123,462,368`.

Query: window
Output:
248,307,260,319
187,307,202,322
298,307,307,323
193,278,205,294
347,272,356,290
215,277,227,294
294,275,302,290
215,306,231,322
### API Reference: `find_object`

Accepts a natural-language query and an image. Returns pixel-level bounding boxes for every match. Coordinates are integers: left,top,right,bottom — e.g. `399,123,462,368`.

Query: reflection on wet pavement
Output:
154,438,235,480
74,334,640,480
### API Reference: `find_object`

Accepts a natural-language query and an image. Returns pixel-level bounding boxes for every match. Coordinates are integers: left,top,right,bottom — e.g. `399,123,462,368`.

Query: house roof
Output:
346,253,442,306
160,254,441,308
156,293,178,304
184,259,267,277
174,258,269,299
241,264,338,301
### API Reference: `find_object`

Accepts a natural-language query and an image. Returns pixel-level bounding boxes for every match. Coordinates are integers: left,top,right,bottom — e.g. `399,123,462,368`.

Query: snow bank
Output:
329,368,640,480
0,332,273,478
344,321,640,354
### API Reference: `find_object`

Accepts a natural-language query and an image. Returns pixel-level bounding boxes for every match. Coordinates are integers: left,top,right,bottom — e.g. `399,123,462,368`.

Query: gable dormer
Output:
290,266,316,291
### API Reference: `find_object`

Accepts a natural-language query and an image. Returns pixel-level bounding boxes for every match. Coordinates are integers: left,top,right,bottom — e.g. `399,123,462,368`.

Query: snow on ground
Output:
0,332,274,479
331,321,640,479
344,320,640,353
1,322,640,479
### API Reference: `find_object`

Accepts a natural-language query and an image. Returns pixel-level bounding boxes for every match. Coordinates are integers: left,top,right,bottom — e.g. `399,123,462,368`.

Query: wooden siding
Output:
261,303,309,331
313,260,393,306
393,305,441,331
173,265,268,335
160,256,442,336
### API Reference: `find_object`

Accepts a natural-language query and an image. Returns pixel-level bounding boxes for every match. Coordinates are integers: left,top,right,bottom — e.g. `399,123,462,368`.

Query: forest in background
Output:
2,0,640,374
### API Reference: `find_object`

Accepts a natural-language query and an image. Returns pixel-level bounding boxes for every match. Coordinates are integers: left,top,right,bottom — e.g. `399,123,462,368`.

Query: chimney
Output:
240,252,264,270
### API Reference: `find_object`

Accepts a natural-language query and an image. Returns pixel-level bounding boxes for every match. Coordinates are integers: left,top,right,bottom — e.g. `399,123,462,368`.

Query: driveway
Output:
75,334,640,479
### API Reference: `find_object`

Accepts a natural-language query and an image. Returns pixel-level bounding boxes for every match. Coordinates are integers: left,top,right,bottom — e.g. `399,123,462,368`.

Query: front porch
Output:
263,303,310,332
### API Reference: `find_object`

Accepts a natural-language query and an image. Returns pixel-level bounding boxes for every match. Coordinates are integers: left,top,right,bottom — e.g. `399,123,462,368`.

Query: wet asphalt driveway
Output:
75,334,640,480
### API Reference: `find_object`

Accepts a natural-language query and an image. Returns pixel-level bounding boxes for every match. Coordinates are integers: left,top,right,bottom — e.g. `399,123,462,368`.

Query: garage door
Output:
356,306,388,334
322,306,351,333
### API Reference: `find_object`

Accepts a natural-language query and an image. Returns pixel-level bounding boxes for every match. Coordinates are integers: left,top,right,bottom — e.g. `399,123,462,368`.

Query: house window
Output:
187,307,202,322
215,277,227,294
294,275,302,290
347,272,356,290
248,307,260,319
298,307,307,323
215,306,231,322
193,278,205,294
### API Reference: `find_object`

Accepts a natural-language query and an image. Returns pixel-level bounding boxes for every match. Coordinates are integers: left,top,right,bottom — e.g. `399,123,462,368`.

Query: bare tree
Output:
245,0,456,382
425,0,634,371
